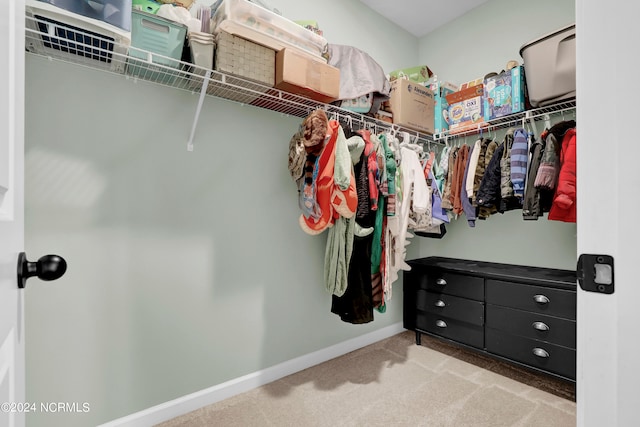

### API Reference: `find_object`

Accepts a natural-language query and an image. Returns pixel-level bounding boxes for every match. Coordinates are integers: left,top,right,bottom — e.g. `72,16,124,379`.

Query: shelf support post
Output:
187,70,212,152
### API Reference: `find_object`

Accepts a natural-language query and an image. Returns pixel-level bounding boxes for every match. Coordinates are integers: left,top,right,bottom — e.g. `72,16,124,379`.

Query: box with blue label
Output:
429,79,458,135
445,84,486,134
483,66,526,120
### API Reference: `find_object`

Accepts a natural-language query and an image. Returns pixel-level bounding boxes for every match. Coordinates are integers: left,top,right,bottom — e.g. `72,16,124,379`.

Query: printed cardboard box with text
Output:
446,84,487,134
483,66,526,120
388,79,435,134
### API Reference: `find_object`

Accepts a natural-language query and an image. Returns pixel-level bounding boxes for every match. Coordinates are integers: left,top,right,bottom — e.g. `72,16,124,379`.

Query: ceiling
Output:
360,0,489,37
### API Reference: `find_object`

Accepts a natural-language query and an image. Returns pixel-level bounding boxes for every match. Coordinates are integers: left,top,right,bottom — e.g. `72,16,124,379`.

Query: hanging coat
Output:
548,128,577,223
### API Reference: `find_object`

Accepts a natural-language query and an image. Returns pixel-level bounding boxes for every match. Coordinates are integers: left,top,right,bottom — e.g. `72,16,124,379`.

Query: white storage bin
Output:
519,24,576,107
25,0,131,74
36,0,132,31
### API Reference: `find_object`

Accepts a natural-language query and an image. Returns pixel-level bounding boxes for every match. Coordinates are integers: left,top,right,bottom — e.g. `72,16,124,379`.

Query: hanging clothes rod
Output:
308,106,441,145
434,100,576,142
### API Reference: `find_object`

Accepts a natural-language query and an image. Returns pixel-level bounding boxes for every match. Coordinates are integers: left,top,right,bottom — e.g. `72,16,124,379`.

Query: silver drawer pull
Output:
532,347,550,358
532,322,550,331
533,294,550,304
436,320,447,328
436,278,447,286
434,300,446,307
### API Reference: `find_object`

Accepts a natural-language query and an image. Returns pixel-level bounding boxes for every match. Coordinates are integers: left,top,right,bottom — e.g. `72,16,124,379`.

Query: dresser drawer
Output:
486,304,576,348
486,328,576,380
417,290,484,326
411,269,484,301
486,279,576,320
416,313,484,349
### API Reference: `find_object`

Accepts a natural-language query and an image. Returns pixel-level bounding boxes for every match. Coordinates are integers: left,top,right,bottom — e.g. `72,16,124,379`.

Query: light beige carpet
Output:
157,330,576,427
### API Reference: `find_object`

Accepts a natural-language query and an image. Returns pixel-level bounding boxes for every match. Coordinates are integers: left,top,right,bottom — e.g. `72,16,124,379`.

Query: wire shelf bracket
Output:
187,70,211,152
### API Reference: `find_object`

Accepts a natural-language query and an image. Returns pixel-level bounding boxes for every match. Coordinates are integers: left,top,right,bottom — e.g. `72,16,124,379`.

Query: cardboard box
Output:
275,48,340,103
483,65,526,120
429,79,458,135
388,79,435,134
446,84,487,134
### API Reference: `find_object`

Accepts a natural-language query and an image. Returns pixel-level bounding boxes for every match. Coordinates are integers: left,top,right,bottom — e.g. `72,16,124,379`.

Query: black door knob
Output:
17,252,67,289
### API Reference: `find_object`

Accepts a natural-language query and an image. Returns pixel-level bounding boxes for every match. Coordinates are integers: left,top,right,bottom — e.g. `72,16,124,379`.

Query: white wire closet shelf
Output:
434,99,577,142
23,11,576,146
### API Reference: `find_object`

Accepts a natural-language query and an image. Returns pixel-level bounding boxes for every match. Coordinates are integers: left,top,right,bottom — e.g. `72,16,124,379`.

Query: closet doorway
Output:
575,1,640,426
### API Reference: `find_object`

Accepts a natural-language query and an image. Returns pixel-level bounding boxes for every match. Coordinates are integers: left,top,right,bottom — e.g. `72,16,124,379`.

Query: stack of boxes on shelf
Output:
380,63,529,138
24,0,575,136
375,64,461,136
384,65,437,135
25,0,341,106
208,0,340,105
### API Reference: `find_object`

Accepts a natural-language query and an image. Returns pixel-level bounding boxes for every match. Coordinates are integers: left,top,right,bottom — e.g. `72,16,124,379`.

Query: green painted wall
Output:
412,0,577,270
24,1,418,426
24,1,578,426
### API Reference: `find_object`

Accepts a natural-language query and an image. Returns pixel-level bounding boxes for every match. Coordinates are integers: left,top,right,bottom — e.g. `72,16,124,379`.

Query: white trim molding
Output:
99,323,406,427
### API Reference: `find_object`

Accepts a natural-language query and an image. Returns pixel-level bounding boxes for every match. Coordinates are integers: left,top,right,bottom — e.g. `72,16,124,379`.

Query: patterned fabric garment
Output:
435,145,451,194
298,153,321,220
510,128,529,198
355,150,371,219
358,130,380,211
299,121,358,235
476,142,504,214
522,134,548,220
500,129,515,199
477,140,499,219
499,128,523,213
452,144,469,216
472,138,491,206
409,184,434,231
381,134,398,217
441,147,459,210
534,131,561,191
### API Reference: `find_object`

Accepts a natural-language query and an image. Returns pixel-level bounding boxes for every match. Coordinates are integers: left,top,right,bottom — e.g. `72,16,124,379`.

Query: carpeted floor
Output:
157,330,576,427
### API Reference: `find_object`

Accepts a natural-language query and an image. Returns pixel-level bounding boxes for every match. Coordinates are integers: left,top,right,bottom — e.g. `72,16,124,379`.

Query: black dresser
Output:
403,257,577,381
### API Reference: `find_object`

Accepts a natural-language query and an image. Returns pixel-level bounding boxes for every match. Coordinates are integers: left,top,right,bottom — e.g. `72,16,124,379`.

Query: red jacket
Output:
548,128,576,222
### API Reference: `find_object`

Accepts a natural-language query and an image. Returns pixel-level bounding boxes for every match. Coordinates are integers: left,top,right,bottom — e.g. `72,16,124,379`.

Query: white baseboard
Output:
99,322,405,427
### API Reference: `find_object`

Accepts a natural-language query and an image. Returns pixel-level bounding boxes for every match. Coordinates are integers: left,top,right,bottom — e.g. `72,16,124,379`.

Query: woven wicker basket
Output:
214,31,275,87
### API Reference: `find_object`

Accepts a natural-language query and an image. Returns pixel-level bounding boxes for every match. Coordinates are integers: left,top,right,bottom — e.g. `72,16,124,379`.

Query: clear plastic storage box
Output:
209,0,328,62
520,24,576,107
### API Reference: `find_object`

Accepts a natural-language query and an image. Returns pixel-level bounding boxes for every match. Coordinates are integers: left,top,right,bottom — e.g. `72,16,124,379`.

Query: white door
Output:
576,1,640,426
0,1,26,427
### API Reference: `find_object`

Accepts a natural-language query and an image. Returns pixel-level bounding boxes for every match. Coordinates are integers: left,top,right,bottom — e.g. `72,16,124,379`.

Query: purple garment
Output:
461,144,477,227
429,170,449,224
